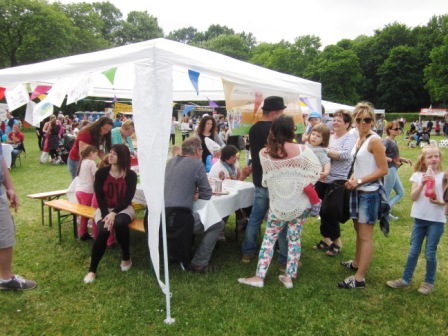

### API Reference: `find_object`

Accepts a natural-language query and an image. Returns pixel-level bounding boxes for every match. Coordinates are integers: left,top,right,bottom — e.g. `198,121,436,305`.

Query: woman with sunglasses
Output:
337,102,388,289
383,121,412,220
313,110,356,257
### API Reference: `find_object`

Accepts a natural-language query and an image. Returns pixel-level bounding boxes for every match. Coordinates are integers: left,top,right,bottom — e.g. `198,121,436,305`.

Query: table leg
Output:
73,215,78,239
41,199,45,225
57,209,62,243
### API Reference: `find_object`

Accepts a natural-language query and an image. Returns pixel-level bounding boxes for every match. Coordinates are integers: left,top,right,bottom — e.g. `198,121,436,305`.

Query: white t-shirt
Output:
76,159,97,194
410,171,446,223
209,160,240,179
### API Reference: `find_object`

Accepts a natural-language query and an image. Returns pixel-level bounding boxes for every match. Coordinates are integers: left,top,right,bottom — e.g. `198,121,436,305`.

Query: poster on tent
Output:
222,79,305,135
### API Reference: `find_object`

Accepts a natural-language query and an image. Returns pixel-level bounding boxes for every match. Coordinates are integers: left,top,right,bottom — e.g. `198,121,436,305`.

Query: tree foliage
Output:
115,11,163,45
424,35,448,104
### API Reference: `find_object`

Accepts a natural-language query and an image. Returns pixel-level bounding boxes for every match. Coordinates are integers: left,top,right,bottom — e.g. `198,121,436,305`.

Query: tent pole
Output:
160,203,175,325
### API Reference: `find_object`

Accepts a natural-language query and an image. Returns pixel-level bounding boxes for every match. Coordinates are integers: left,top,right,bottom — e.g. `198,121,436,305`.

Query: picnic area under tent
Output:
0,38,321,323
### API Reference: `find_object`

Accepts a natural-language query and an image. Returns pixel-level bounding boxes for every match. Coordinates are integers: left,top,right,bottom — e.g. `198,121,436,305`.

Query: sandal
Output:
188,263,220,273
312,240,330,250
326,243,341,257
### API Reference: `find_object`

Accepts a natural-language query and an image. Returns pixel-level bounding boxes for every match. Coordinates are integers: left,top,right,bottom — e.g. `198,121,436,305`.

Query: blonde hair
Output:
353,101,375,121
121,119,134,131
414,145,443,173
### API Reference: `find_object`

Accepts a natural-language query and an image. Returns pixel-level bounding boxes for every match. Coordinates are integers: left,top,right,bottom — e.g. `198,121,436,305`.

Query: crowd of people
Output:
1,100,447,294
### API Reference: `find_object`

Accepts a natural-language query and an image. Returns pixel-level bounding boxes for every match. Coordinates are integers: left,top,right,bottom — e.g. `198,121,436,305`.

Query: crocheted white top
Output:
260,145,321,220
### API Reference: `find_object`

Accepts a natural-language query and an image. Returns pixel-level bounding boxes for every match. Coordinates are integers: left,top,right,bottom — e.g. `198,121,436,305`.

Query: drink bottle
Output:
424,166,436,199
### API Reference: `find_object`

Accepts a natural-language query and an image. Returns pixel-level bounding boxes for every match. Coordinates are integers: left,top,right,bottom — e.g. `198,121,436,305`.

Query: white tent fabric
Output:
0,38,321,321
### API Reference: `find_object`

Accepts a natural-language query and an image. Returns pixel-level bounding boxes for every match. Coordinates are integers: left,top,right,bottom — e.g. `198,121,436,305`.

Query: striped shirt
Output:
327,132,356,183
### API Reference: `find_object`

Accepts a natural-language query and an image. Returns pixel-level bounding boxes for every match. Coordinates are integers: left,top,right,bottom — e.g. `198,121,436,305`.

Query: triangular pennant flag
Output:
299,97,315,112
102,67,118,85
0,87,5,100
5,84,30,112
188,69,200,96
30,85,52,100
38,94,47,101
182,105,194,115
207,98,218,107
113,95,117,103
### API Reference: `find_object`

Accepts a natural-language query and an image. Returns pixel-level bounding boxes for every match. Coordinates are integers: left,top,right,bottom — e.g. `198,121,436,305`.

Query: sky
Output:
53,0,448,47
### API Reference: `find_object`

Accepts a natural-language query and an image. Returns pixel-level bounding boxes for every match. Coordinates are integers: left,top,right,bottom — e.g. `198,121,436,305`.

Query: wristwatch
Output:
357,178,363,185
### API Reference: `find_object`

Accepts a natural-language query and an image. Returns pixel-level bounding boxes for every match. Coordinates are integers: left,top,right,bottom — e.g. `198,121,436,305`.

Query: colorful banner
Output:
32,98,54,126
5,84,30,112
30,85,52,100
222,79,305,135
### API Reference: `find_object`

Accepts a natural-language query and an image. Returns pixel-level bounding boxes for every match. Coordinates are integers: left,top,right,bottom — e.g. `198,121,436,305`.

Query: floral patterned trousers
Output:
256,210,307,279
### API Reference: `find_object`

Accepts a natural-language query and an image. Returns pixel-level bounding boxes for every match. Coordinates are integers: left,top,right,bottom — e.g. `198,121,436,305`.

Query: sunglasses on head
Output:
355,117,373,124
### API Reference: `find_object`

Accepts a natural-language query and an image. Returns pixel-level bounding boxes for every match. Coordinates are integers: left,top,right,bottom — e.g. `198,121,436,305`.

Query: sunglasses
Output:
391,128,400,131
355,117,373,124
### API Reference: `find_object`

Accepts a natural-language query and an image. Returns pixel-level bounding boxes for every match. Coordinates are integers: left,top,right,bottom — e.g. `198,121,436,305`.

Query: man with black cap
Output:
241,96,288,268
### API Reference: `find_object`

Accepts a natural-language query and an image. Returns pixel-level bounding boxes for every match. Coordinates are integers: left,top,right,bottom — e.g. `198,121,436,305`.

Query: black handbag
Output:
321,180,350,223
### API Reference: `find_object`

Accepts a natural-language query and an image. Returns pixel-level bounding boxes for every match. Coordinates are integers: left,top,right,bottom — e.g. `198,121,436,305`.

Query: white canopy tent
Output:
0,38,321,323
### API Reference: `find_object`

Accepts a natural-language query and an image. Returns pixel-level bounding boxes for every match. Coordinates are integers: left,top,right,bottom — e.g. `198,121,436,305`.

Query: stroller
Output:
60,133,75,164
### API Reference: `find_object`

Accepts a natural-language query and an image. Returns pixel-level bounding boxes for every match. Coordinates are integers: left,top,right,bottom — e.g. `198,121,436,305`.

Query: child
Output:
386,145,446,294
302,111,322,143
75,145,98,240
304,124,331,216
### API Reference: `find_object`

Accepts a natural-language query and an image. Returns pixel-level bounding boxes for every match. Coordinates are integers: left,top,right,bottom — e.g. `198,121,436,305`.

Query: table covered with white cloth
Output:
133,179,255,231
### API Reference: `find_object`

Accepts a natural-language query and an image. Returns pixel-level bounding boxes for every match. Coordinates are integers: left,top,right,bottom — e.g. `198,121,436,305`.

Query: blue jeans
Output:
67,158,79,180
241,187,287,263
384,167,404,209
402,218,445,285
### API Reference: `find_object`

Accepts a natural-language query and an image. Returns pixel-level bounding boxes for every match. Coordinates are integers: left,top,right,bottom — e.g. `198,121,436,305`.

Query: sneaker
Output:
417,282,434,295
340,260,358,271
241,255,253,263
310,200,322,217
386,278,410,289
79,232,93,241
187,263,220,274
389,214,399,220
337,275,365,289
0,275,37,291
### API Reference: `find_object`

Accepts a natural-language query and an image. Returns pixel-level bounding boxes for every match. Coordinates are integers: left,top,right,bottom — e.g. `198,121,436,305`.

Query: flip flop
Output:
326,243,341,257
312,240,330,250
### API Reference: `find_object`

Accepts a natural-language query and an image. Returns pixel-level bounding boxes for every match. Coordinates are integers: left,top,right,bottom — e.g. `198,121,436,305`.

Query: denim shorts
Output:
357,191,380,224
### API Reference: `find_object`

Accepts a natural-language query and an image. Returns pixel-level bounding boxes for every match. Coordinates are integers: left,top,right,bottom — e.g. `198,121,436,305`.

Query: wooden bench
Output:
44,199,144,243
27,189,68,226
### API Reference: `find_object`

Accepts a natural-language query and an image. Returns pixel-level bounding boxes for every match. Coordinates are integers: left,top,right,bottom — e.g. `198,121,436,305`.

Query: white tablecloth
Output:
2,144,14,169
134,180,255,230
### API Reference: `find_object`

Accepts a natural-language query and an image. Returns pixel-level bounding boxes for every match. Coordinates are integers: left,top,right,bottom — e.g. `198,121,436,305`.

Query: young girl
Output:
75,145,98,240
304,124,331,216
301,111,322,143
387,145,446,294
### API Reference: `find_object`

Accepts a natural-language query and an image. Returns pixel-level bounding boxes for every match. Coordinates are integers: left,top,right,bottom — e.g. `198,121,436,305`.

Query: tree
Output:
201,34,249,60
115,11,163,45
377,46,425,111
306,45,362,105
0,0,75,67
57,1,110,54
166,26,202,44
203,24,234,40
92,1,124,46
424,35,448,104
289,35,321,77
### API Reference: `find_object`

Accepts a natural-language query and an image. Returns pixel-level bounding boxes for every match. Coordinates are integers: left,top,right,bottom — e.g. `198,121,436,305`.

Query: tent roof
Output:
0,38,321,102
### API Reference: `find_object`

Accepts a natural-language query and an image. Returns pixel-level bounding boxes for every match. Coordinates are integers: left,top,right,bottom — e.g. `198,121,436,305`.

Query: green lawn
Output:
1,128,448,335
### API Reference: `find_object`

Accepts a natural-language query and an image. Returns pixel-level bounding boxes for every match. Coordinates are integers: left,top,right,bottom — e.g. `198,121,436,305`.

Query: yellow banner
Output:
114,102,133,113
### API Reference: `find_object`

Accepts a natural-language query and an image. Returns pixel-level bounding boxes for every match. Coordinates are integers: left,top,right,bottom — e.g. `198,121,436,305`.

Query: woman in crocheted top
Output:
238,115,321,289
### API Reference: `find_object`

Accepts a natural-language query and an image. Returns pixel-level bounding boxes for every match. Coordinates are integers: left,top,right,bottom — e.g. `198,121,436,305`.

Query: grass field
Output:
1,128,448,335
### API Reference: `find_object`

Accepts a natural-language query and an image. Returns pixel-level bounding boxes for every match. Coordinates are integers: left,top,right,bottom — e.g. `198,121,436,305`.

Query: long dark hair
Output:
78,116,113,151
110,144,131,175
266,114,295,159
196,115,217,135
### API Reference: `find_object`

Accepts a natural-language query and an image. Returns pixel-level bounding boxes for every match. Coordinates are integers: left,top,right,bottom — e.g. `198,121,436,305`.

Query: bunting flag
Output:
0,87,5,100
188,69,200,95
5,84,30,112
46,79,69,107
66,76,91,105
299,97,315,112
207,98,218,107
38,94,47,101
113,95,117,103
102,67,118,85
182,105,194,115
30,85,52,100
